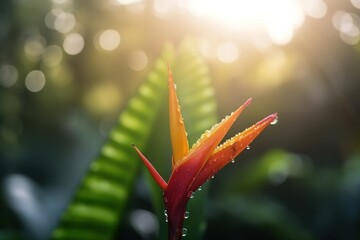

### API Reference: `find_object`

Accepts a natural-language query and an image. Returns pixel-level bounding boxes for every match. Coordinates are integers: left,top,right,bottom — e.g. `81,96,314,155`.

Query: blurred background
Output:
1,0,360,239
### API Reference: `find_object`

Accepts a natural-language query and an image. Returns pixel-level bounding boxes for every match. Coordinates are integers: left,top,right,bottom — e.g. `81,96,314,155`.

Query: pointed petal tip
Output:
244,98,252,107
263,113,278,123
132,144,168,190
167,62,172,75
168,64,174,87
232,98,252,116
168,62,189,168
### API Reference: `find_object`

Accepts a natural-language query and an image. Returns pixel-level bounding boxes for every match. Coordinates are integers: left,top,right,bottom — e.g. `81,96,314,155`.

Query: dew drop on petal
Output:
246,145,250,150
211,175,215,179
184,211,189,219
182,228,188,237
198,186,202,191
231,159,235,163
270,116,278,125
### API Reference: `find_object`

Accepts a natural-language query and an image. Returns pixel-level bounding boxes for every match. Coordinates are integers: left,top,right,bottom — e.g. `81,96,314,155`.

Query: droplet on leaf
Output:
189,191,195,198
184,211,189,219
182,228,188,236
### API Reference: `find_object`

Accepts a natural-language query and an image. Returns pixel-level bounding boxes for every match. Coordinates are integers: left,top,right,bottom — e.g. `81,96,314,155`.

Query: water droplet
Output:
271,116,278,125
189,191,195,198
211,175,215,179
164,210,168,222
231,159,235,163
198,186,202,191
184,211,189,219
182,228,188,237
246,145,250,150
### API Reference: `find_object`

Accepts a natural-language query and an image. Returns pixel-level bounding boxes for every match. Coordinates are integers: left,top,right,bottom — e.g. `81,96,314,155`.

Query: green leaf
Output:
51,46,174,240
145,38,218,239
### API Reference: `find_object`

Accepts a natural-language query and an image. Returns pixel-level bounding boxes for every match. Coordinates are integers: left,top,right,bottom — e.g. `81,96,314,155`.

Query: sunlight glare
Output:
185,0,305,45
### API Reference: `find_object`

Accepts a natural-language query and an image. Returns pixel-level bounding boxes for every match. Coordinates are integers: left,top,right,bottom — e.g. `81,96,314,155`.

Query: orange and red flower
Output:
133,65,277,240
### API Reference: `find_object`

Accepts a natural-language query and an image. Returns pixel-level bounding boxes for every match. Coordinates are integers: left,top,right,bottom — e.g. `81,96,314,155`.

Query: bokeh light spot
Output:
254,49,291,89
63,33,84,55
114,0,142,5
128,50,148,71
340,25,360,45
266,19,296,45
252,33,273,51
332,11,360,45
84,82,122,115
129,209,158,238
304,0,327,19
24,35,46,61
332,11,352,31
216,41,239,63
351,0,360,9
52,0,71,4
45,9,62,30
25,70,46,92
0,65,18,87
43,45,63,67
195,38,211,58
54,11,76,33
153,0,174,18
99,29,121,51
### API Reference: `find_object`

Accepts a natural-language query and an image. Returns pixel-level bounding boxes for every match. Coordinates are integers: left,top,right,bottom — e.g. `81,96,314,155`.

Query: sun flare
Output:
184,0,325,45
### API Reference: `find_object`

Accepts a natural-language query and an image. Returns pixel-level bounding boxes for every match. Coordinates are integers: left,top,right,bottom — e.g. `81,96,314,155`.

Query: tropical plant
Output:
51,39,219,240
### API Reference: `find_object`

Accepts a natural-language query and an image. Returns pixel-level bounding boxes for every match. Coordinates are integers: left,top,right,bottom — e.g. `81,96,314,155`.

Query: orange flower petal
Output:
189,113,278,192
183,98,252,167
165,99,252,201
168,64,189,168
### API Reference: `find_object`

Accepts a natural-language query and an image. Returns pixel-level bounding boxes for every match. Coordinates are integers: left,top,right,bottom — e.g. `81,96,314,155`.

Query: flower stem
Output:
164,195,188,240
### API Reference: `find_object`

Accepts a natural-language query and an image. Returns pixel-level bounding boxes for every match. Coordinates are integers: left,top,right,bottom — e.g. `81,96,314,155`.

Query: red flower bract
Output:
133,65,277,240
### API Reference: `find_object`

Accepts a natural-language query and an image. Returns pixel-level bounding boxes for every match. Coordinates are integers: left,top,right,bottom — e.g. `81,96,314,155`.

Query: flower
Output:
133,65,277,240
